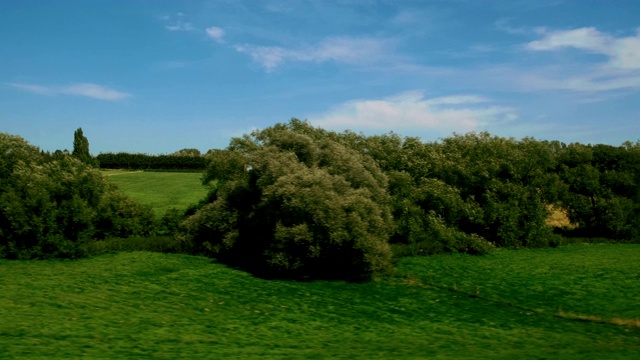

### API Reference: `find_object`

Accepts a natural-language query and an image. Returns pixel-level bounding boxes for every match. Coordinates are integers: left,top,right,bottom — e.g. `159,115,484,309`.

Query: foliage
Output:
171,148,202,157
318,129,558,252
556,143,640,239
180,123,394,280
427,133,560,248
5,121,640,266
0,133,155,259
183,120,640,265
0,250,638,358
97,152,206,170
72,127,98,167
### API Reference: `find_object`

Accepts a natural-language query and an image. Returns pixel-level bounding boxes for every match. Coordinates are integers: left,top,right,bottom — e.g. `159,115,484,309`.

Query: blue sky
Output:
2,0,639,154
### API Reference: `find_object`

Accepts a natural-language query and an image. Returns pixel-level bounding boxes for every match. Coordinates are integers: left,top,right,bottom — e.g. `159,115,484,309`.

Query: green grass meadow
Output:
103,170,209,216
399,244,640,324
1,246,639,359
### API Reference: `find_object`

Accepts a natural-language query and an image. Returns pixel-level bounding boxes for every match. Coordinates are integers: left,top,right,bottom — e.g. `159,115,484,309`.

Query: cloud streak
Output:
528,27,640,70
523,27,640,92
234,36,395,71
206,26,225,43
163,12,193,31
7,82,131,100
312,91,517,133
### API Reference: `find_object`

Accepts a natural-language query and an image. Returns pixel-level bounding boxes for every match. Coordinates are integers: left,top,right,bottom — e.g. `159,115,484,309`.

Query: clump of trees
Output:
0,133,154,259
4,120,640,282
179,119,640,280
179,123,395,280
555,142,640,239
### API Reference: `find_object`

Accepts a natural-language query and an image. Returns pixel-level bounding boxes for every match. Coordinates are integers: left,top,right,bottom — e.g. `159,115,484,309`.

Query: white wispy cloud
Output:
519,67,640,93
234,45,287,71
166,23,193,31
528,27,640,70
7,83,52,95
7,82,131,100
312,91,517,133
205,26,225,43
523,27,640,92
163,12,193,31
234,36,394,71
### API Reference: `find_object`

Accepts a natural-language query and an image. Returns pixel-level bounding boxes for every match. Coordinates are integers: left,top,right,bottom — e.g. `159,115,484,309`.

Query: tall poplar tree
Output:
72,127,96,166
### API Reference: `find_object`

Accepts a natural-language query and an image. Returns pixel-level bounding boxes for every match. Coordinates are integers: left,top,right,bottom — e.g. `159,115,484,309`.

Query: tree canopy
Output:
72,127,97,167
0,133,154,259
180,121,394,280
181,119,640,275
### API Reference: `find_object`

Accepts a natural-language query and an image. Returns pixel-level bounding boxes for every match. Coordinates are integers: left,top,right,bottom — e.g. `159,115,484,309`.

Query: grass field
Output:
1,245,638,359
103,170,209,216
399,244,640,325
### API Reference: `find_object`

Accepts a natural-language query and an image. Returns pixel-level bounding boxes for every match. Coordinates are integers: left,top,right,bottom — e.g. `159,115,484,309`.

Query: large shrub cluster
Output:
335,126,640,250
179,124,394,280
0,133,155,259
179,120,640,279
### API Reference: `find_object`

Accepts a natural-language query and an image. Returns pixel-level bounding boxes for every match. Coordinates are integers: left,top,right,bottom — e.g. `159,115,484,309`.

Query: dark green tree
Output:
72,127,97,166
180,121,394,280
556,143,640,239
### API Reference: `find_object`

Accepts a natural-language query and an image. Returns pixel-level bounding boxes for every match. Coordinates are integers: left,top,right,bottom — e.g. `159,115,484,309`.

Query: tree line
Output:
181,119,640,279
2,121,639,281
96,151,206,170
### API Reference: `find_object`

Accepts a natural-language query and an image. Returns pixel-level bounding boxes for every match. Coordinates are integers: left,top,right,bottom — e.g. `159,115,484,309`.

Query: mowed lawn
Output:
103,170,209,216
1,245,638,359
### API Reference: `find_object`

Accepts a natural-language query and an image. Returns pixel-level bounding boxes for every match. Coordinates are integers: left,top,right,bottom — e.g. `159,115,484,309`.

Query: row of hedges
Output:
97,152,206,170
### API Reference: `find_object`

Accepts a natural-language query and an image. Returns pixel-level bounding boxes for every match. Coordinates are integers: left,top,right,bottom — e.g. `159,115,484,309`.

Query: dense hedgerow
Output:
0,133,155,259
96,152,206,170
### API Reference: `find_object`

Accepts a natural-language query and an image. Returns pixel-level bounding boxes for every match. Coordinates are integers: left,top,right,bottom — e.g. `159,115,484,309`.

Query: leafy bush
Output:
556,143,640,239
0,133,156,259
180,124,394,280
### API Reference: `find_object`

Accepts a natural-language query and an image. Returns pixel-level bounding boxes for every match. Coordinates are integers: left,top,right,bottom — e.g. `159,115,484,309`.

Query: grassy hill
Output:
1,245,638,359
103,170,208,216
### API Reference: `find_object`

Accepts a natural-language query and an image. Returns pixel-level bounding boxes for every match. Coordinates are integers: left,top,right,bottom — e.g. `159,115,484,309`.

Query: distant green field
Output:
103,170,209,216
1,245,638,359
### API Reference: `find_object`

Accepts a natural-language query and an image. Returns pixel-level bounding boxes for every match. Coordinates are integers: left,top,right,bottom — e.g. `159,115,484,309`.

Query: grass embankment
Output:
1,245,638,359
103,170,208,216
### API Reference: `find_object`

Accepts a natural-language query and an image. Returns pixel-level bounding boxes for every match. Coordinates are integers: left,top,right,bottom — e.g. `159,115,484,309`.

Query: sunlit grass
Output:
399,244,640,321
104,171,208,216
1,246,638,359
